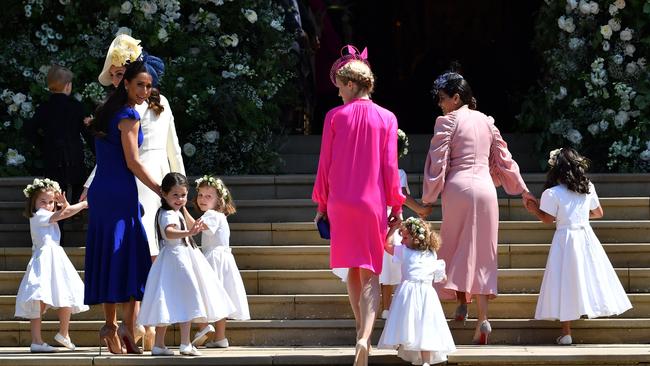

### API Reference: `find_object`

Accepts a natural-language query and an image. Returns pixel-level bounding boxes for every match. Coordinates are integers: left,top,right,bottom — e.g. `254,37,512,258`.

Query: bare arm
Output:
525,200,555,224
590,206,604,219
164,221,203,240
49,192,88,223
384,226,398,255
118,118,160,196
402,188,433,219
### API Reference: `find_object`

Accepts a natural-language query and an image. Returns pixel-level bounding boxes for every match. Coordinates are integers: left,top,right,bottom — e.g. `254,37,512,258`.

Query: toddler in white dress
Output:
137,173,235,356
191,175,250,348
378,217,456,365
16,178,89,352
526,148,632,345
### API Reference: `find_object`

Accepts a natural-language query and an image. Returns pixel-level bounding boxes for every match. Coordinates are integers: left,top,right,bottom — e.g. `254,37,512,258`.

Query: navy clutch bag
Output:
316,218,331,240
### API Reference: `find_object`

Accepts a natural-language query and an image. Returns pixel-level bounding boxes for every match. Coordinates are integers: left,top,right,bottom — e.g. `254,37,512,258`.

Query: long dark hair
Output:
91,60,149,137
156,172,197,247
544,147,591,194
433,62,477,110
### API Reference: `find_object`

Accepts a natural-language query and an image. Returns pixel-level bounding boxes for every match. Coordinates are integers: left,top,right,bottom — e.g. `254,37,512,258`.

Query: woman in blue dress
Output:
86,60,160,354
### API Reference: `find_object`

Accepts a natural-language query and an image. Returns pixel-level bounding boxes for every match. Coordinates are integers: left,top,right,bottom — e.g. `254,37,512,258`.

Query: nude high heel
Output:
99,324,123,355
353,339,369,366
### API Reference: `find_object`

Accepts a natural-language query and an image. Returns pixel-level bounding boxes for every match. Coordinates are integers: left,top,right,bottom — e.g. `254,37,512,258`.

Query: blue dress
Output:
85,106,152,304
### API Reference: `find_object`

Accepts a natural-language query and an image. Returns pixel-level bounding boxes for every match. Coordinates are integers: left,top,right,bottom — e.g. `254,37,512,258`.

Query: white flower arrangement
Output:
23,177,60,198
547,148,562,167
403,217,428,244
397,128,409,158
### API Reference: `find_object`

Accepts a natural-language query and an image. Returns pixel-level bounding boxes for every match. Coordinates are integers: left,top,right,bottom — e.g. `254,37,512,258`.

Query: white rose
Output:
567,0,578,10
157,28,168,42
6,148,26,166
558,16,567,30
608,18,621,32
599,120,609,131
579,0,591,14
183,143,196,157
602,40,610,51
3,121,10,127
204,130,219,143
20,102,32,112
620,28,633,41
141,1,158,16
614,111,629,128
565,129,582,144
624,44,635,57
12,93,26,105
120,1,133,14
557,86,567,100
609,4,618,15
243,9,257,23
587,123,600,136
614,0,625,9
625,62,638,75
600,25,612,39
8,104,18,114
230,34,239,47
589,1,599,14
115,26,132,36
612,54,624,65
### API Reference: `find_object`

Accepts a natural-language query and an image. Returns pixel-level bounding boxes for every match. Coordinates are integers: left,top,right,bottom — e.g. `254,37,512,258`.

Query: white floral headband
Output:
548,148,562,167
403,217,427,243
195,175,230,201
23,178,61,198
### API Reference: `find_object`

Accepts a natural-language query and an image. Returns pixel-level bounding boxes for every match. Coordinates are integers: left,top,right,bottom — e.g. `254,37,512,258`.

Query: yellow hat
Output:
97,34,143,86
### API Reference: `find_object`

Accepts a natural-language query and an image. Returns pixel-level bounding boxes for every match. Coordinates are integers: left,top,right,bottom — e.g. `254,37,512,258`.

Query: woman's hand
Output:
388,211,403,228
314,211,327,224
417,205,433,219
522,191,537,210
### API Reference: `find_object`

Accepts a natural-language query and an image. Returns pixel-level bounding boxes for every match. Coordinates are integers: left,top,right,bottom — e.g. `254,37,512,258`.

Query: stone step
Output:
0,345,649,366
2,243,649,271
1,220,649,247
3,174,650,202
1,294,647,321
1,318,649,347
1,268,648,296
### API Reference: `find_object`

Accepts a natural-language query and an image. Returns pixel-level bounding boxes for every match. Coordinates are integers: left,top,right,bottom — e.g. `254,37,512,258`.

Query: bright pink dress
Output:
422,105,527,301
313,99,405,275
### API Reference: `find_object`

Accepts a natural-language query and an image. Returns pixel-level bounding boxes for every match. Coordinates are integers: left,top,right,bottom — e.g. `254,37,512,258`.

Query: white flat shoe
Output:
54,333,75,350
191,324,215,346
180,343,202,356
151,346,174,356
30,342,58,353
556,334,572,345
381,309,389,319
205,338,229,348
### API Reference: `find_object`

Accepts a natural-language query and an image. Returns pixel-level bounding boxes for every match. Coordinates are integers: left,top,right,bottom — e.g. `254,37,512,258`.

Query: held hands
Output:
522,191,539,213
388,210,403,229
416,205,433,220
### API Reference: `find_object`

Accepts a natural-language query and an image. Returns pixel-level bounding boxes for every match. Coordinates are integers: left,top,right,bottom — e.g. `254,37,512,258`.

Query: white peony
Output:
609,4,618,15
141,1,158,16
625,62,638,75
20,101,32,112
614,111,629,129
587,123,600,136
566,129,582,144
204,130,219,143
558,16,576,33
183,143,196,157
600,25,612,39
624,44,636,56
589,1,599,14
6,148,26,166
243,9,257,23
12,93,26,106
120,1,133,14
579,0,591,14
607,18,621,32
620,28,633,41
602,40,610,51
614,0,625,9
567,0,578,10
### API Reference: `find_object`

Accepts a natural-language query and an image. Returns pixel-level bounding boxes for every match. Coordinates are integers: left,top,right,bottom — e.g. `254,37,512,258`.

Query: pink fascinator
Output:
329,45,370,87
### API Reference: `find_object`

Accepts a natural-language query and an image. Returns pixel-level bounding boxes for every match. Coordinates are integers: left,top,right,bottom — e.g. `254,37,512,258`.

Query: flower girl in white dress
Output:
378,217,456,366
191,175,250,348
526,148,632,345
137,173,235,356
16,178,89,352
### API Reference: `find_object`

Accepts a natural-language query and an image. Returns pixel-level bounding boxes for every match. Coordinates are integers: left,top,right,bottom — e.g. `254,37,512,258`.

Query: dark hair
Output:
544,147,591,194
91,60,149,137
156,172,196,247
438,77,477,110
147,87,164,116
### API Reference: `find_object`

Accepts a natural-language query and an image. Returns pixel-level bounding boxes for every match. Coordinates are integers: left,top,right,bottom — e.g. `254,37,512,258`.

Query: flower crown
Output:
195,175,230,200
431,72,464,95
23,178,61,198
548,148,562,167
403,217,428,244
397,128,409,158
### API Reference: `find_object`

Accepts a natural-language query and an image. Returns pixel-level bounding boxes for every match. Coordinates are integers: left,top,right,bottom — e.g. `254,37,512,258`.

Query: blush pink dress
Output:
422,105,527,301
313,98,406,275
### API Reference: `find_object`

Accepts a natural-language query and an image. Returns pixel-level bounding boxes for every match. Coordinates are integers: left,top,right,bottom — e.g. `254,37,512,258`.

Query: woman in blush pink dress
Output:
422,72,535,344
312,46,405,366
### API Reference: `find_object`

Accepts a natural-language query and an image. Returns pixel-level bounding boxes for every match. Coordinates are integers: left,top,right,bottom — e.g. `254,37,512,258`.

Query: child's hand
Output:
55,192,70,209
188,218,204,236
524,198,539,212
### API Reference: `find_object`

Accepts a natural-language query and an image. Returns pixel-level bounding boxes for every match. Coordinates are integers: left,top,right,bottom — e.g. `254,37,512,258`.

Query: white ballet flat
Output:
556,334,572,345
54,333,75,350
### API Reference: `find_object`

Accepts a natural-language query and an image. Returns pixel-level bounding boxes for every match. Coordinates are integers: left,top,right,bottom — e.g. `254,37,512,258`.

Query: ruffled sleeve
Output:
432,258,447,283
312,109,336,213
32,208,55,227
422,116,456,204
116,107,140,122
488,121,527,195
588,182,600,210
382,114,406,214
539,188,558,217
158,210,180,240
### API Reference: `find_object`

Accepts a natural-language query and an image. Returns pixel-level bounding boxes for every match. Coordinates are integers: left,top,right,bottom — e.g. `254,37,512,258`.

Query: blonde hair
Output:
336,60,375,94
193,176,237,216
403,217,441,252
47,64,73,92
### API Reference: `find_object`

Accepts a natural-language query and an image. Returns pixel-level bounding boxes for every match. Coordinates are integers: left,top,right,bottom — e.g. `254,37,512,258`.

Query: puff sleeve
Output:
488,121,528,195
539,188,558,217
422,116,456,204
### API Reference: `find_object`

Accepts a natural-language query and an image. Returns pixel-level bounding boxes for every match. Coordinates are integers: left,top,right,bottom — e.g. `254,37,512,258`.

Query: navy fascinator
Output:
141,52,165,87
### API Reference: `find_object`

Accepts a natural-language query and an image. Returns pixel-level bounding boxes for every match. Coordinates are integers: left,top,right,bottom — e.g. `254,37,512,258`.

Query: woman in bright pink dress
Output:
312,46,405,366
423,72,535,344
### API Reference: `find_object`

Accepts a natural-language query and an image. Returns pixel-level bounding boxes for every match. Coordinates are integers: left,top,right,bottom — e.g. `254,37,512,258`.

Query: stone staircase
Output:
0,174,649,350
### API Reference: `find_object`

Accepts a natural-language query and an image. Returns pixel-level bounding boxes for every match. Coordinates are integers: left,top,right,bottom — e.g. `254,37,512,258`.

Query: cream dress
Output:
534,183,632,321
15,209,89,319
84,95,185,256
137,210,235,327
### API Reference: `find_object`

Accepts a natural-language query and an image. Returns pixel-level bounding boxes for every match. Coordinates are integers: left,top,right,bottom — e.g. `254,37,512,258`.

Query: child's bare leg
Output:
421,350,431,365
30,318,43,344
179,322,191,345
561,320,571,336
154,326,167,348
57,307,72,338
381,285,393,311
214,319,226,341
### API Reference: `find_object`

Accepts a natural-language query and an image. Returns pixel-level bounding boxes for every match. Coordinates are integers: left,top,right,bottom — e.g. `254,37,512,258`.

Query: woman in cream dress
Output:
82,34,185,259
